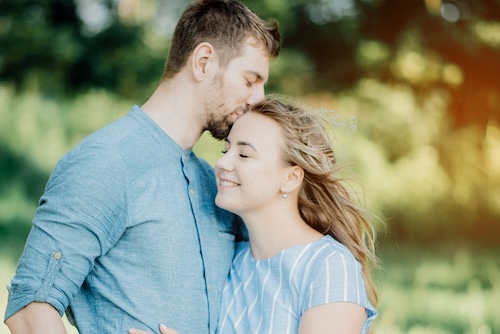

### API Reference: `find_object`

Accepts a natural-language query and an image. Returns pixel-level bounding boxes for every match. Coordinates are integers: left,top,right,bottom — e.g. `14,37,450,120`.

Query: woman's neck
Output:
242,209,324,260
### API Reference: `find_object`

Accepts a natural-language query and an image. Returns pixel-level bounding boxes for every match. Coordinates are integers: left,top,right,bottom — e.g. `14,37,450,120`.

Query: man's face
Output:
205,38,270,140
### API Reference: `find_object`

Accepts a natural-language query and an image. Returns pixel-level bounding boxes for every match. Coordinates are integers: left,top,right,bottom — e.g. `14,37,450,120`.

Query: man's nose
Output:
246,84,265,106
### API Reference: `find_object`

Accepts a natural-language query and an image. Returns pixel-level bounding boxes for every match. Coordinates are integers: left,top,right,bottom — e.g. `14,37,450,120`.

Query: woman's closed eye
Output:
221,150,249,158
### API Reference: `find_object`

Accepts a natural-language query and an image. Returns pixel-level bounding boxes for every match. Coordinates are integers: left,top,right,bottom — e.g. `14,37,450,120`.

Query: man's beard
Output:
205,73,235,140
207,115,233,140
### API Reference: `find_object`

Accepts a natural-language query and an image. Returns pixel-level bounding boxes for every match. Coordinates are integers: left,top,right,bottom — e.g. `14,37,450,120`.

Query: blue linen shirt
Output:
5,105,238,333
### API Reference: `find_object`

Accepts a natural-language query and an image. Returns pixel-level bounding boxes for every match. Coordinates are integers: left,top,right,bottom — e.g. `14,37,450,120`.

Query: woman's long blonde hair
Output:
250,98,379,308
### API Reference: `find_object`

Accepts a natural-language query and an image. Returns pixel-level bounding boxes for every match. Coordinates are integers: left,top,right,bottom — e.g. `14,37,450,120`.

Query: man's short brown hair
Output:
162,0,281,80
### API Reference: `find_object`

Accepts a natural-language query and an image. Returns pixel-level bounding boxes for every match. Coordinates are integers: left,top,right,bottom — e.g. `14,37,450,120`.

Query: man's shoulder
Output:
62,106,151,162
81,106,142,146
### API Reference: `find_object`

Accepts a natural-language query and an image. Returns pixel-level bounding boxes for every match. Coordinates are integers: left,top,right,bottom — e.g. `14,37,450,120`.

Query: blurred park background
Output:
1,0,499,333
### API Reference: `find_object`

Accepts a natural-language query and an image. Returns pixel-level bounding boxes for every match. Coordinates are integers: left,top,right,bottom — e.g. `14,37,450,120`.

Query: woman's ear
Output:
191,42,217,82
281,166,304,194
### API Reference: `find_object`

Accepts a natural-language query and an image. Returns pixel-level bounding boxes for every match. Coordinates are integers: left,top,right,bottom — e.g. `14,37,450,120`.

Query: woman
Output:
131,98,378,334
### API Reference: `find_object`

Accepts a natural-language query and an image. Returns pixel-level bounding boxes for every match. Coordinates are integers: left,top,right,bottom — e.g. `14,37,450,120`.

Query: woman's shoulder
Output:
304,235,363,282
302,236,374,309
315,235,357,261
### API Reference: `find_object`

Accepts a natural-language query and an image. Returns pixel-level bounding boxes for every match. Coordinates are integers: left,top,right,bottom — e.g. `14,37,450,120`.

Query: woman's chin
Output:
215,197,239,215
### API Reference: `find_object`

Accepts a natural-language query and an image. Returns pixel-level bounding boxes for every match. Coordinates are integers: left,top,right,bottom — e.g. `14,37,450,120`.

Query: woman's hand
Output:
129,323,179,334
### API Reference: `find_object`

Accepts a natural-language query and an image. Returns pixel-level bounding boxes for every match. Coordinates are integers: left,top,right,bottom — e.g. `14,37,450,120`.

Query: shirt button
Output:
54,252,62,260
190,189,195,196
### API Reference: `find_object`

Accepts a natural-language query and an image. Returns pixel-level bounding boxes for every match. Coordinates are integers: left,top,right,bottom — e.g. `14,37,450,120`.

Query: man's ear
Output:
191,42,217,82
281,166,304,194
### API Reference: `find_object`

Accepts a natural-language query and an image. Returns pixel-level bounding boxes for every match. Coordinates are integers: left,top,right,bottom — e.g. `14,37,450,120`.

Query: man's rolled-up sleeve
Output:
4,144,129,320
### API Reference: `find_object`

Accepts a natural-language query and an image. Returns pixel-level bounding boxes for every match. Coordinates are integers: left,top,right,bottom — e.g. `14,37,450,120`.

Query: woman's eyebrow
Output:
236,141,258,152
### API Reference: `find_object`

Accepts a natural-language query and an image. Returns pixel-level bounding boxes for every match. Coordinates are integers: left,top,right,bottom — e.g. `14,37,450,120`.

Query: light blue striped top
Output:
217,235,377,334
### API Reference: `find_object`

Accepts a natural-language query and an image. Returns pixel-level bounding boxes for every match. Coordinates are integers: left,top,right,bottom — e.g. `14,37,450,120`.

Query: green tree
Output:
0,0,165,101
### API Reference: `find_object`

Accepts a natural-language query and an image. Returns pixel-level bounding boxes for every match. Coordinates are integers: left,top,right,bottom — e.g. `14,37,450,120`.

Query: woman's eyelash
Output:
221,150,249,158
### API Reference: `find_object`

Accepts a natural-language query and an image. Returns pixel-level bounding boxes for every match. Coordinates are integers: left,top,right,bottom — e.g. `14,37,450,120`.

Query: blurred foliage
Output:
374,243,500,333
1,0,500,256
283,0,500,130
4,0,499,125
0,0,166,101
322,80,500,244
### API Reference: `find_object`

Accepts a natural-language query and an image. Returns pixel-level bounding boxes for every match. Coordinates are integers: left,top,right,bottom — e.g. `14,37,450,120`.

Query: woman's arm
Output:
298,302,366,334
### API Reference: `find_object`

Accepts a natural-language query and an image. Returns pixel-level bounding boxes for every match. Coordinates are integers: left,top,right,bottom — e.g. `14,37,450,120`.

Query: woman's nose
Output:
215,152,233,171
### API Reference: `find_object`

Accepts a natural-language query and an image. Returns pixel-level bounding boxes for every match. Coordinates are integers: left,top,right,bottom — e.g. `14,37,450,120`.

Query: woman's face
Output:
214,112,291,216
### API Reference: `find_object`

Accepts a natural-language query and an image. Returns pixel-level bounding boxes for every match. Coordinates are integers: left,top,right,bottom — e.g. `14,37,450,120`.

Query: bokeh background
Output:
1,0,499,333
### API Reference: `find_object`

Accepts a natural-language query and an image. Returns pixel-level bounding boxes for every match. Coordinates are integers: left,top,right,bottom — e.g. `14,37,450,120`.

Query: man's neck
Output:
141,78,205,150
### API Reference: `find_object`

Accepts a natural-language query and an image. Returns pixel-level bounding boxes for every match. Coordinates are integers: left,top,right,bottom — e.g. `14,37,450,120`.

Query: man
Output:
4,0,281,333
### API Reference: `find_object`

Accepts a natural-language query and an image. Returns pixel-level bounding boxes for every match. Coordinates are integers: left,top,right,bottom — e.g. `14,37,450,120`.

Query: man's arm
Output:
5,302,67,334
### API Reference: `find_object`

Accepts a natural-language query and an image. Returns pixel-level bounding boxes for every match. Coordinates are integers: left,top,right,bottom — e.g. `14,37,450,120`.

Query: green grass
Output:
373,243,500,334
1,244,499,333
